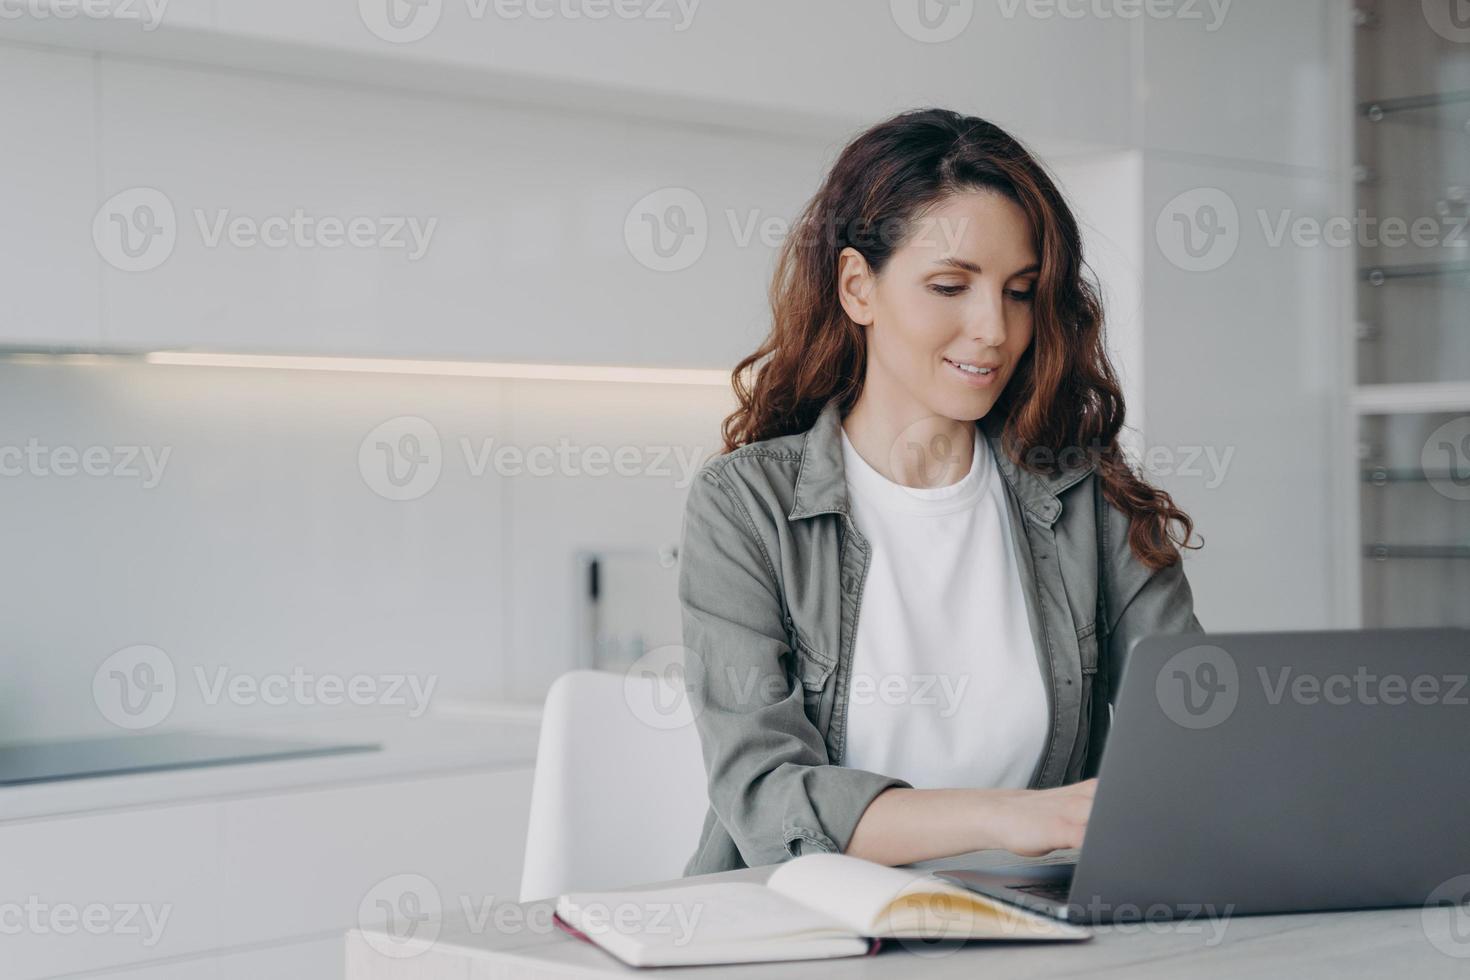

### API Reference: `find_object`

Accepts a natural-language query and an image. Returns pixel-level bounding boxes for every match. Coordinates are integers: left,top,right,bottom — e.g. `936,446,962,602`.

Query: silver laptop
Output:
936,627,1470,923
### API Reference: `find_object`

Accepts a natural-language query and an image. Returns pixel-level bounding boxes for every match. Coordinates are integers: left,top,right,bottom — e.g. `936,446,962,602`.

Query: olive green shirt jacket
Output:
677,396,1204,876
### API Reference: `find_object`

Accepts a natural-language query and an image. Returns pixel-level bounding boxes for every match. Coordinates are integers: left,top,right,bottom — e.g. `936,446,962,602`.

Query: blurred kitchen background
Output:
0,1,1466,977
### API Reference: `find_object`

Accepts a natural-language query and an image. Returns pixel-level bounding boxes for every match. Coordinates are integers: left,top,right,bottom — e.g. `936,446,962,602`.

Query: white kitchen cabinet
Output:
215,769,534,950
0,44,103,349
74,935,343,980
2,799,225,977
2,762,533,980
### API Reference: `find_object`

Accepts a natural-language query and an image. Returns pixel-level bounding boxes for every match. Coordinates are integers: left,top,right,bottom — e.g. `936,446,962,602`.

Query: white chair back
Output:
519,668,708,901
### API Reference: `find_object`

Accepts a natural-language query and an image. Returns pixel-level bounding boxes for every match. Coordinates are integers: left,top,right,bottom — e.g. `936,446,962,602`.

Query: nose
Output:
969,287,1008,349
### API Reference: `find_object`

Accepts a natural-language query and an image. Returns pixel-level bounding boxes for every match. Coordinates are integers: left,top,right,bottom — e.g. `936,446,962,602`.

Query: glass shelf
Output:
1363,544,1470,560
1357,261,1470,285
1358,90,1470,121
1352,1,1470,627
1361,467,1470,484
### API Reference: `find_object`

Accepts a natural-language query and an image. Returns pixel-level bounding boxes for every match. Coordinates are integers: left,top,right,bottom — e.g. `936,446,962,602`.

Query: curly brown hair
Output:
722,107,1199,571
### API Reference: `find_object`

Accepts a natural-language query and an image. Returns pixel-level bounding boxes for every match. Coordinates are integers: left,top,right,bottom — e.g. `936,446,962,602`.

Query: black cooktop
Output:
0,731,380,786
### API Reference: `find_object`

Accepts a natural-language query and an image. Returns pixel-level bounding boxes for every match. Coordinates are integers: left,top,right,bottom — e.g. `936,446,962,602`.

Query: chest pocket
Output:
1077,620,1099,676
793,634,836,691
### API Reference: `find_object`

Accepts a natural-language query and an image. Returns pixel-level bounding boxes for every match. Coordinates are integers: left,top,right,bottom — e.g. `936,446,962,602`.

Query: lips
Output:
943,357,1000,375
943,356,1002,387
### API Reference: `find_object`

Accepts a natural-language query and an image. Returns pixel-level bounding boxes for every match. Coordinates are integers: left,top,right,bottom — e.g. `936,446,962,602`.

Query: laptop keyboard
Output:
1007,880,1073,903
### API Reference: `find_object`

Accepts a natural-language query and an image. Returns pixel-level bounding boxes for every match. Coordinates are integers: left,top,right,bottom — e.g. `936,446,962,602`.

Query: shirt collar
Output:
787,396,1094,526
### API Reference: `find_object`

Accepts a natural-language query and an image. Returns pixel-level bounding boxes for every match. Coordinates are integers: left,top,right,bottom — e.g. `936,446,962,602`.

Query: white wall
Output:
1137,1,1343,630
0,359,732,740
0,0,1348,740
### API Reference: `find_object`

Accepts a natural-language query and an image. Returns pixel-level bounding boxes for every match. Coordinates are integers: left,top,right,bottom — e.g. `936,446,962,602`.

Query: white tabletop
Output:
345,848,1470,978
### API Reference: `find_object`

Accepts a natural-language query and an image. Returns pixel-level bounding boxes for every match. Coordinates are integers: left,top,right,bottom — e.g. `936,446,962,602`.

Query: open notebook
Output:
554,852,1090,967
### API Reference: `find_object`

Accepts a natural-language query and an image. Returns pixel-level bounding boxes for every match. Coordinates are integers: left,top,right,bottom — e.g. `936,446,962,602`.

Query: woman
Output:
677,107,1204,876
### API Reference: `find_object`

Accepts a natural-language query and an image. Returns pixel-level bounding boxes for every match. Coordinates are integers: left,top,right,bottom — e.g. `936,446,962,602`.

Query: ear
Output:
836,246,877,327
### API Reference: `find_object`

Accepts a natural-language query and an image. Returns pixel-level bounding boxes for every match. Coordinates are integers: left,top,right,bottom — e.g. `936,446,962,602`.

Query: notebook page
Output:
556,881,853,948
764,853,934,934
765,853,1088,940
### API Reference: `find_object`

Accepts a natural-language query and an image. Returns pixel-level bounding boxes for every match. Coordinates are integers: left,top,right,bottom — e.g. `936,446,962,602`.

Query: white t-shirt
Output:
838,423,1049,790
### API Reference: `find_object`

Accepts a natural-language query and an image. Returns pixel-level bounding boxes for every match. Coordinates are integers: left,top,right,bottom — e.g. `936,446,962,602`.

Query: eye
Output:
1006,287,1036,302
928,283,967,297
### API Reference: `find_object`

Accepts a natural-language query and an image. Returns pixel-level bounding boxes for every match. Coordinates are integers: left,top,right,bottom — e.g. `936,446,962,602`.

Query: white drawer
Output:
2,767,533,980
217,769,534,946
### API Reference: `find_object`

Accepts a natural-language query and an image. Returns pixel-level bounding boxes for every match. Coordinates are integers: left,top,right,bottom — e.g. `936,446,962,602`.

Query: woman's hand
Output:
974,778,1097,856
844,778,1098,866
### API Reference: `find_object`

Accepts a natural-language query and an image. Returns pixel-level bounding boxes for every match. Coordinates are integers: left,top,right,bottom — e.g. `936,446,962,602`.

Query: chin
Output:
929,391,999,424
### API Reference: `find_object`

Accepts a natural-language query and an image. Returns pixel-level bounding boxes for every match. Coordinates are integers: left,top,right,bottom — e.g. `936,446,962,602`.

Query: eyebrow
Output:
934,257,1040,277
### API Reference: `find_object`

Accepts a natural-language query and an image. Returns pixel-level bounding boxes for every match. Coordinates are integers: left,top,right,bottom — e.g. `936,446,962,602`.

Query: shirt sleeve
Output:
676,463,912,866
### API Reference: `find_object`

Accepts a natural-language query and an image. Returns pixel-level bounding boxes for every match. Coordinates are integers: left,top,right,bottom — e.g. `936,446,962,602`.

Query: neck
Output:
842,370,976,489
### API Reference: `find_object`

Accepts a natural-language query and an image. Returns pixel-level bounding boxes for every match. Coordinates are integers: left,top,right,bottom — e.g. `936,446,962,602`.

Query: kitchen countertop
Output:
0,701,543,822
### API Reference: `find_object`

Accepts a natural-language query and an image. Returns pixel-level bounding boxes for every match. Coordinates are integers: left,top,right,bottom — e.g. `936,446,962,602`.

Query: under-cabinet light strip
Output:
142,351,731,386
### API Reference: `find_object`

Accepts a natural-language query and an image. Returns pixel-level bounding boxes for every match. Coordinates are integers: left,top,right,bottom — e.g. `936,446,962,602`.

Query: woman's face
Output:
839,189,1039,423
